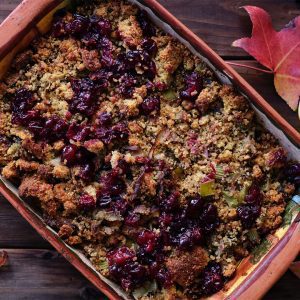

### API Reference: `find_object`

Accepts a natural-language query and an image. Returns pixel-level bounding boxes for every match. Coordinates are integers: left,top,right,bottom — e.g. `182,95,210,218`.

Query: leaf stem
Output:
227,62,274,74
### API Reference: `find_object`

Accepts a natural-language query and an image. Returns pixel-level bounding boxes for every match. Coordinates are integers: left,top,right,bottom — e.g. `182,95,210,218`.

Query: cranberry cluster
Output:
199,262,224,295
180,72,203,101
107,246,147,291
285,163,300,187
237,184,263,229
160,194,220,249
11,88,68,142
52,10,159,116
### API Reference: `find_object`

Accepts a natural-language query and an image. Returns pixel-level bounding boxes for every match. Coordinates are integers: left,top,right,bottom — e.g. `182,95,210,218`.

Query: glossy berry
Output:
118,74,136,98
180,72,203,101
124,212,141,227
268,148,287,167
245,184,263,206
90,15,111,36
201,262,224,295
185,194,204,218
137,230,157,253
237,204,260,229
96,111,112,126
141,38,158,57
200,203,220,233
285,163,300,187
42,116,68,142
66,14,90,35
140,97,160,115
78,194,96,211
61,144,78,166
107,246,135,266
78,162,95,182
137,10,156,37
160,192,179,213
67,122,91,142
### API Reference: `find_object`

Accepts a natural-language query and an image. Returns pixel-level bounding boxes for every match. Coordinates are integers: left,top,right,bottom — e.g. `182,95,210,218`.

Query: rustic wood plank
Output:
0,249,103,300
0,0,299,57
0,195,51,249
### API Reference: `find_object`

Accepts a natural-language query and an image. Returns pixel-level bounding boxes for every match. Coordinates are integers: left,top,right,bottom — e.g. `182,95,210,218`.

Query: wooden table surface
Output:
0,0,299,299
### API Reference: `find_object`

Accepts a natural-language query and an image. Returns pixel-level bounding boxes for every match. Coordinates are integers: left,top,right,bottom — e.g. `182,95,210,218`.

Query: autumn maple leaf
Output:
232,6,300,111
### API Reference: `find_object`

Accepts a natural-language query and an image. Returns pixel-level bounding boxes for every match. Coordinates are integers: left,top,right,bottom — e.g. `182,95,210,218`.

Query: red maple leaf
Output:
232,6,300,111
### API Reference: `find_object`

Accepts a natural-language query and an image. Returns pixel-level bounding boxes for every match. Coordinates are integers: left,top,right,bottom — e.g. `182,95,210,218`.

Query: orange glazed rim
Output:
0,1,299,300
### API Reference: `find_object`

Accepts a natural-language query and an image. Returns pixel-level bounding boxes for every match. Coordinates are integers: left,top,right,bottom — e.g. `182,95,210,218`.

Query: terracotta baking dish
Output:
0,1,299,299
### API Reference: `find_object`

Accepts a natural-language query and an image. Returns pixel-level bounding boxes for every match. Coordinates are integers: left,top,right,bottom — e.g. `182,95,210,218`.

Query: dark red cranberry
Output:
154,268,172,288
69,78,99,116
200,203,220,233
78,162,95,182
160,192,179,213
90,69,112,88
90,15,111,36
99,38,114,67
81,31,101,47
61,144,78,166
201,262,224,295
137,10,156,37
137,230,157,253
111,197,129,216
41,116,68,142
140,97,160,115
118,74,137,98
180,72,203,101
245,184,263,206
285,163,300,186
67,122,91,142
159,213,173,227
101,122,129,145
11,88,37,126
100,170,126,196
78,194,96,211
141,38,158,57
52,19,66,37
268,148,287,167
107,246,135,266
185,195,204,218
125,212,141,227
96,111,112,126
237,204,261,229
66,14,90,35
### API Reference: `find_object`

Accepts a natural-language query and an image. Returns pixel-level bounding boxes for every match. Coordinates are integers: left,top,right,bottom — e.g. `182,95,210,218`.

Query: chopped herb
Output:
199,180,215,197
215,165,224,180
133,281,157,299
250,238,272,264
282,197,300,227
247,228,260,244
223,191,239,208
162,89,177,101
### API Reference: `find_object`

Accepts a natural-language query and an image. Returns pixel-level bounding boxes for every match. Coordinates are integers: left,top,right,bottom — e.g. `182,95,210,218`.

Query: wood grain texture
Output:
0,0,299,299
0,249,102,300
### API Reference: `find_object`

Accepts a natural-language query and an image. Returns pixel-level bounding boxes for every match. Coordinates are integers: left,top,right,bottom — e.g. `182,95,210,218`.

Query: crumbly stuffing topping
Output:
0,0,298,298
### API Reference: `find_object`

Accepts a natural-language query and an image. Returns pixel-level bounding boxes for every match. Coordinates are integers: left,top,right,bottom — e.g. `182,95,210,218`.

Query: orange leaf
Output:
232,6,300,111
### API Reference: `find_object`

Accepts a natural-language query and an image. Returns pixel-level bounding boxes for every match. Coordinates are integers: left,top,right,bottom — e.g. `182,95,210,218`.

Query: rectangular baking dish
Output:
0,1,299,299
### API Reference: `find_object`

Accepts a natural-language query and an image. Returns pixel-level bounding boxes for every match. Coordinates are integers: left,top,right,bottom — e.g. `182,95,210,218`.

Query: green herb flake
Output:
162,89,177,101
223,191,239,208
133,281,157,299
99,259,109,271
250,238,272,264
215,165,225,180
247,228,260,244
199,180,215,197
282,196,300,227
